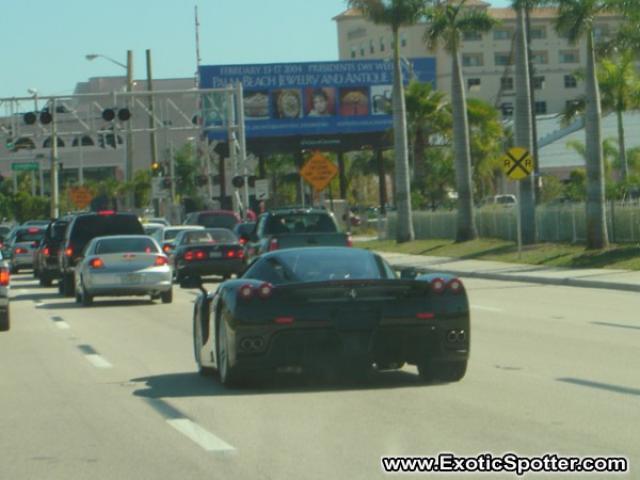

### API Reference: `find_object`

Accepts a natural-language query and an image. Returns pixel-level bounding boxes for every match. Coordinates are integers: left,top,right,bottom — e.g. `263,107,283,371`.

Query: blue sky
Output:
1,0,511,99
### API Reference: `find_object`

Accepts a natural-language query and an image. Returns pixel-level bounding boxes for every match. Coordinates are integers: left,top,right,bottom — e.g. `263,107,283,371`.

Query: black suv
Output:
34,217,71,286
58,211,144,296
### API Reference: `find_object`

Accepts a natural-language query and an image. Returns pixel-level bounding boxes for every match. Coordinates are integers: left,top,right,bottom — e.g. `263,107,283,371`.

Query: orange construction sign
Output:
300,152,338,192
68,187,93,209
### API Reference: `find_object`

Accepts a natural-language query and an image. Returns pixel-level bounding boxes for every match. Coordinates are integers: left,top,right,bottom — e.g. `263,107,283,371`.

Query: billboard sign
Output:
198,58,436,140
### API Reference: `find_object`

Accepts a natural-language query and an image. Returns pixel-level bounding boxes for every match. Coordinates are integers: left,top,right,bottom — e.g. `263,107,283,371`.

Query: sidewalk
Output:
378,251,640,293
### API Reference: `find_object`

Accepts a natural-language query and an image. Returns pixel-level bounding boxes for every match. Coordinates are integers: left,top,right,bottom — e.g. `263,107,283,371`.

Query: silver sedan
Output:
74,235,172,306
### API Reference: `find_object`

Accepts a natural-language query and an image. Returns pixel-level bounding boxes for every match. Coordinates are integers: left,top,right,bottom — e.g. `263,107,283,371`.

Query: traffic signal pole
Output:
126,50,134,206
50,99,59,218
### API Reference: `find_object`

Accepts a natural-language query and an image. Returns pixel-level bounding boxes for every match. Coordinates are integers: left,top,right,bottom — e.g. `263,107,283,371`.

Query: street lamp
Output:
86,51,135,208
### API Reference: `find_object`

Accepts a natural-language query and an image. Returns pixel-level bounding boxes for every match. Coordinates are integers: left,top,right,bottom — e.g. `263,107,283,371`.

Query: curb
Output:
388,262,640,293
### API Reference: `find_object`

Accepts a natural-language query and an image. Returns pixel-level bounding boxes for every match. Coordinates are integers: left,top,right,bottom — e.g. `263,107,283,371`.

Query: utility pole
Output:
50,99,59,218
235,82,250,219
126,50,134,207
146,50,158,175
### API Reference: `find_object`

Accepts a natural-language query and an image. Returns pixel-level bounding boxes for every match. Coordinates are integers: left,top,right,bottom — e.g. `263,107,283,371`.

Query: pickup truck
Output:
241,207,351,263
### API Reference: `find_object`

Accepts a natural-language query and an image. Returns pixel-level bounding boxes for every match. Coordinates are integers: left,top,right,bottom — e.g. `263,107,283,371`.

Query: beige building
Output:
334,2,622,116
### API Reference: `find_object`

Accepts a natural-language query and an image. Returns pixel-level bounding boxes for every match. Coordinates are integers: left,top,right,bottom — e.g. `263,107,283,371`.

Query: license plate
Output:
122,273,143,284
209,251,222,258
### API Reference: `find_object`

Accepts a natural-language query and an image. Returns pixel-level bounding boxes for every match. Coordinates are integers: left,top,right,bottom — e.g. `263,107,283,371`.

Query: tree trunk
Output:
525,5,542,204
392,26,415,243
584,30,609,249
616,109,627,180
515,6,536,244
451,45,477,241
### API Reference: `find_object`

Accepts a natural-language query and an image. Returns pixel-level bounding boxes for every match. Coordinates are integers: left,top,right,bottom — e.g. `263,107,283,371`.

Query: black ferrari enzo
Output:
181,247,470,387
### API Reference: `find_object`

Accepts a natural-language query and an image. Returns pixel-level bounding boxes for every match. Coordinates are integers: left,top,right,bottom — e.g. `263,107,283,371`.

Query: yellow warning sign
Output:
300,152,339,192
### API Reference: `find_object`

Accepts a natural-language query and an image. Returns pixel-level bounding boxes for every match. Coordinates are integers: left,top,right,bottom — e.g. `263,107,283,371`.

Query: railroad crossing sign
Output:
501,147,534,180
300,152,338,192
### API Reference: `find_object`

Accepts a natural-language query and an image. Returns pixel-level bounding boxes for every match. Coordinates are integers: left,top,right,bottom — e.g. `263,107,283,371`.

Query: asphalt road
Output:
1,273,638,479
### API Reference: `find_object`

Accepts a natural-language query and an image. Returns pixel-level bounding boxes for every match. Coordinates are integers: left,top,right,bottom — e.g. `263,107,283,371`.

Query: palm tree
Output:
348,0,426,243
511,0,538,244
556,0,620,249
424,0,496,242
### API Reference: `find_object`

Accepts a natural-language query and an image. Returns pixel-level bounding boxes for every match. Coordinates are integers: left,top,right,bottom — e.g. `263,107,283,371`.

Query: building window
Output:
401,33,407,47
501,77,514,90
350,46,356,59
531,51,548,65
564,75,578,88
462,53,483,67
559,50,579,64
463,31,482,41
529,26,546,40
533,76,545,89
493,29,513,40
468,78,481,89
534,101,547,115
494,52,512,66
501,102,514,116
380,37,385,52
369,40,375,54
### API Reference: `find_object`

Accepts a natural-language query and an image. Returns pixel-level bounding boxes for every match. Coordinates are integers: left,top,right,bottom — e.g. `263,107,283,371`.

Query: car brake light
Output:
274,316,294,325
430,277,446,294
268,238,278,251
195,250,206,260
154,256,168,266
15,247,27,255
238,284,254,300
184,251,194,261
0,268,9,286
28,227,40,233
448,278,464,294
65,247,73,257
43,247,51,256
163,244,171,253
416,312,435,320
97,210,116,216
347,234,353,247
257,282,273,299
90,258,105,269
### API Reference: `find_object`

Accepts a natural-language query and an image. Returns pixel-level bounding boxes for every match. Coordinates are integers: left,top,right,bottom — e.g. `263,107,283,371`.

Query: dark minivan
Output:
183,210,241,230
58,211,144,296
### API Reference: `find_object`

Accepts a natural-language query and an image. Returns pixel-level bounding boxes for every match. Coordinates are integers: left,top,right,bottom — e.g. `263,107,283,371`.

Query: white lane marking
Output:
471,304,504,312
166,418,236,453
84,354,113,369
17,289,29,295
54,320,71,329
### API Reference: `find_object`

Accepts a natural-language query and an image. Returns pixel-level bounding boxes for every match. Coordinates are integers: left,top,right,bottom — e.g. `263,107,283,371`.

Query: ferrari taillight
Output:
257,282,273,299
238,284,254,300
90,258,105,269
430,277,446,294
0,268,9,286
154,256,168,266
447,278,464,294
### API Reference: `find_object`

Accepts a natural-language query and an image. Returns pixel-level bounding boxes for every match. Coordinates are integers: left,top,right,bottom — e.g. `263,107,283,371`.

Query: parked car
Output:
33,218,72,287
184,210,241,230
74,235,172,306
0,250,10,332
58,211,144,296
22,219,51,227
243,207,351,264
182,247,469,387
6,226,45,273
173,228,245,282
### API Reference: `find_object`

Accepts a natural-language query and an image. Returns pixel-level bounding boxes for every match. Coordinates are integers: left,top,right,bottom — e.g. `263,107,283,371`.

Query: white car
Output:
74,235,172,306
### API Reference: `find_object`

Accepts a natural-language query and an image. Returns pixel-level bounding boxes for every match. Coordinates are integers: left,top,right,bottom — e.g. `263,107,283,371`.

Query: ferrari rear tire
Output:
161,288,173,304
217,320,242,387
0,309,9,332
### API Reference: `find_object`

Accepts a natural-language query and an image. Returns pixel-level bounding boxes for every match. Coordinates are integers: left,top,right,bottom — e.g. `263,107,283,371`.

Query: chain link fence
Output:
384,201,640,243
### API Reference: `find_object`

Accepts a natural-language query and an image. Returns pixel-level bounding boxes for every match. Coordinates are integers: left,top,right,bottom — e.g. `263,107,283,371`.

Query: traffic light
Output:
151,162,162,175
102,108,131,122
102,108,116,121
232,175,244,188
23,112,37,125
40,111,52,125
